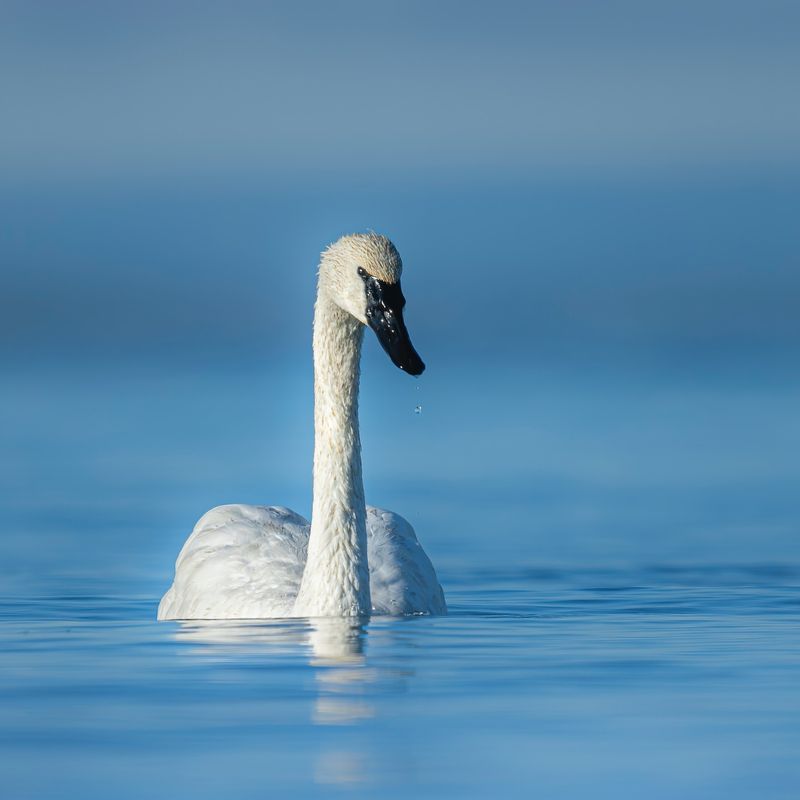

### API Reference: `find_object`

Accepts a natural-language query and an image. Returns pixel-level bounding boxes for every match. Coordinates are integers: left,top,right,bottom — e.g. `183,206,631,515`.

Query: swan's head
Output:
319,233,425,376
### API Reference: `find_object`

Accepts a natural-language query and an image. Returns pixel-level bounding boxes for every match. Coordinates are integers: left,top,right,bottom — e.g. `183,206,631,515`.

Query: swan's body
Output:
158,505,445,619
158,233,446,619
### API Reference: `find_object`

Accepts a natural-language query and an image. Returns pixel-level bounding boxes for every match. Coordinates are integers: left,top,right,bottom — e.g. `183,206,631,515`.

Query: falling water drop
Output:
414,405,423,415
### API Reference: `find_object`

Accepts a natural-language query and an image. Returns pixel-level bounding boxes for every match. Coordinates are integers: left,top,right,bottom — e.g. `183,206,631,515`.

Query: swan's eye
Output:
357,266,368,278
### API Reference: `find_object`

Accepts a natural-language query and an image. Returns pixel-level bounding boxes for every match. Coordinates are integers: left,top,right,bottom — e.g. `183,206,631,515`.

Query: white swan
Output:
158,233,446,619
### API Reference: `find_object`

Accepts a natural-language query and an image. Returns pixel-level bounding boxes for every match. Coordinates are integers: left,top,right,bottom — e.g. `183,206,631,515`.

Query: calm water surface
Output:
2,362,799,798
2,569,800,799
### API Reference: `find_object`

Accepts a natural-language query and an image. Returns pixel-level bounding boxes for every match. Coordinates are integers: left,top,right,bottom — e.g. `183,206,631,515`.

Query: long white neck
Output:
293,291,371,616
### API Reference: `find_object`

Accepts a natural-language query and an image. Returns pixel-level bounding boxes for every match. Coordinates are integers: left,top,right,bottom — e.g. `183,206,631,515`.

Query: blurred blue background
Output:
2,3,800,799
2,0,798,592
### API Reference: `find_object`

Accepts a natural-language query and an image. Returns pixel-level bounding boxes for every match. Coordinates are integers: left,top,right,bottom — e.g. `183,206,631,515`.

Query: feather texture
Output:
157,504,445,619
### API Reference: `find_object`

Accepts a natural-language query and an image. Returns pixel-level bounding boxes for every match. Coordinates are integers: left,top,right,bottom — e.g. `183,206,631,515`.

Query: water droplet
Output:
414,405,423,415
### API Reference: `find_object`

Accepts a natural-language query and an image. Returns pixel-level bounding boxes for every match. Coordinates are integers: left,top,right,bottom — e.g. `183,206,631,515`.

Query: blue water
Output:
2,359,799,798
3,568,800,799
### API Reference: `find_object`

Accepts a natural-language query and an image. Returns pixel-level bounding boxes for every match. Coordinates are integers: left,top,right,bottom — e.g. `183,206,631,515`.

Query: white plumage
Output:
158,233,446,619
158,505,446,619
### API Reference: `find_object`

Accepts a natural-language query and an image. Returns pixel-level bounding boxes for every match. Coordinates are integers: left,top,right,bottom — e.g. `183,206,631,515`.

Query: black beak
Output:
359,267,425,376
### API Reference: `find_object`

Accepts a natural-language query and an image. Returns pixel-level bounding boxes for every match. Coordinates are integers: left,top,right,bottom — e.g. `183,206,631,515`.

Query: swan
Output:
158,233,446,619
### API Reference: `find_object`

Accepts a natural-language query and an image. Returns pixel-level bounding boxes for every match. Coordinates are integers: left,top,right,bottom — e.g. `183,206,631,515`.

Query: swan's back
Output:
366,507,446,615
157,505,309,619
158,505,446,619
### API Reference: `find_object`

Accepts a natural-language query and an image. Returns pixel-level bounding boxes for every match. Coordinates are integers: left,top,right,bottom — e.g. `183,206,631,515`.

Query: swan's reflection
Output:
174,618,422,786
173,617,309,650
173,616,413,785
175,618,413,786
307,617,378,725
173,616,368,667
175,617,412,732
